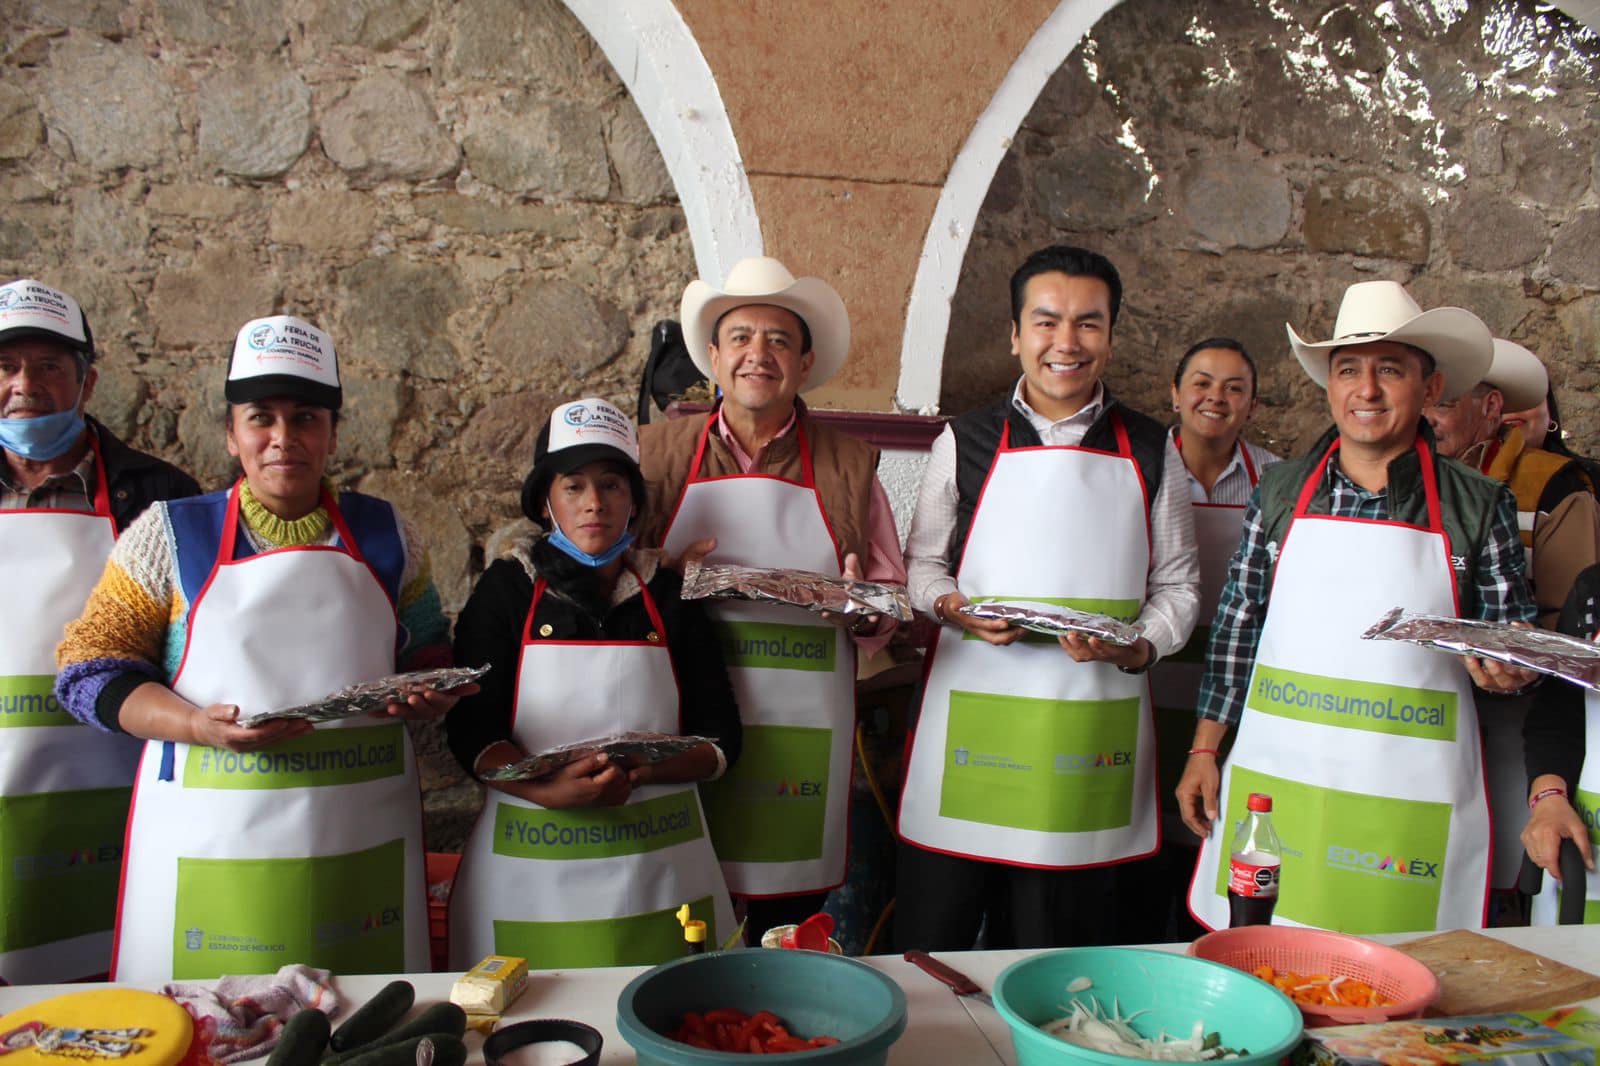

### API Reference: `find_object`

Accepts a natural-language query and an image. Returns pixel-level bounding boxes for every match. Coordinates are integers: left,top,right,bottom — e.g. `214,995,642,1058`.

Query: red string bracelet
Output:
1529,786,1568,812
1187,748,1220,757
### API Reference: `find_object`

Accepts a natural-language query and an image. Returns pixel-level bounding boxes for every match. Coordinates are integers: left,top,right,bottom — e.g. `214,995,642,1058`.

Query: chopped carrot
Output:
1251,966,1394,1008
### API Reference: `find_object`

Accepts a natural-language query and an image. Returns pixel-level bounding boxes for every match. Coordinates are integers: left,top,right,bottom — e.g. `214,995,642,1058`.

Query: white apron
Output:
0,441,142,983
1149,440,1258,847
447,574,734,967
898,417,1160,868
659,415,855,897
1189,439,1491,933
1530,687,1600,925
112,485,428,981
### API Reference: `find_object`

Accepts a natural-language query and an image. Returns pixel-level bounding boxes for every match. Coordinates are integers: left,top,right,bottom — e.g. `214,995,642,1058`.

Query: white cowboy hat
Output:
1286,280,1492,401
1486,339,1548,412
680,256,850,392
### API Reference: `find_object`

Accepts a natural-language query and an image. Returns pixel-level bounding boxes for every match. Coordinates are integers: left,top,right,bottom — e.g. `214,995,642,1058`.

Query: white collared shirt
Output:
1172,427,1281,506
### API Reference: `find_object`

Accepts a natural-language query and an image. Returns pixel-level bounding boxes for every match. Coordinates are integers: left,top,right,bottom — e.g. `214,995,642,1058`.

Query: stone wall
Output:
945,0,1600,460
1,0,690,847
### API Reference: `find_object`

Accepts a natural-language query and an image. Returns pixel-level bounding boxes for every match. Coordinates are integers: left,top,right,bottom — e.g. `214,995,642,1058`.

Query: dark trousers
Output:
741,891,831,945
893,841,1119,951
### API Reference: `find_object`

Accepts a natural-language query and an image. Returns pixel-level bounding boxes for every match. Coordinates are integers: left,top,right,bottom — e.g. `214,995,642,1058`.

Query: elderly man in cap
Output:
637,256,907,938
1180,280,1537,934
0,278,198,982
896,245,1201,950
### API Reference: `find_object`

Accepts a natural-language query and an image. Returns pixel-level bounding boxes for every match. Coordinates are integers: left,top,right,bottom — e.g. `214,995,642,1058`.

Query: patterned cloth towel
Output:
162,964,341,1063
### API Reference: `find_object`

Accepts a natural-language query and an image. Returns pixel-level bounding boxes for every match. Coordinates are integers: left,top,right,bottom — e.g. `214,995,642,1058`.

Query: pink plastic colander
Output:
1189,926,1441,1027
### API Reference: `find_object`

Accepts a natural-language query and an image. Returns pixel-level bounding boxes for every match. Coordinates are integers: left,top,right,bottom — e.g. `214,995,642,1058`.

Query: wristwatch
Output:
1117,638,1155,675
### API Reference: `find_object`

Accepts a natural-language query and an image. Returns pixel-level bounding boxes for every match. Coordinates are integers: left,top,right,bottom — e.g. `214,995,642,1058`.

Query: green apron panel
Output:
0,786,129,952
491,789,703,860
173,837,405,978
0,675,74,728
700,724,830,863
1214,766,1452,934
714,620,836,672
181,724,406,790
1246,663,1457,742
940,689,1139,833
493,894,715,969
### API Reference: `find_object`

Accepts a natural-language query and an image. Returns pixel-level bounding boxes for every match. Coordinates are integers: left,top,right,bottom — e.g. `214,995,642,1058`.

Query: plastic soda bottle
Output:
1228,792,1282,927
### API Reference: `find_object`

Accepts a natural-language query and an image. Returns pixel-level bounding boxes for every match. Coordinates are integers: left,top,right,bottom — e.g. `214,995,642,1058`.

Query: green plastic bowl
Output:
993,947,1303,1066
616,949,907,1065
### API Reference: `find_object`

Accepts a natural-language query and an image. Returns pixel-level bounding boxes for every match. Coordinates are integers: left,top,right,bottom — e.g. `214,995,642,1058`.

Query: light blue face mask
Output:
0,383,87,461
546,511,634,569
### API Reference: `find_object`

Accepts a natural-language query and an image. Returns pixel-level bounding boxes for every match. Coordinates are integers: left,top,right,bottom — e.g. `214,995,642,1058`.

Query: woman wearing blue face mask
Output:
445,397,740,968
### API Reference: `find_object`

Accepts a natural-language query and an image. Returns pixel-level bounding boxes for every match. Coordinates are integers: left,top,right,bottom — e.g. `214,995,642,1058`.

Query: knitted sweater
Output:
55,485,449,733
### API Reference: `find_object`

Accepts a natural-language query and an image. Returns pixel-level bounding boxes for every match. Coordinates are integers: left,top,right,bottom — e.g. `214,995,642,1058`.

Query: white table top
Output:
4,927,1599,1065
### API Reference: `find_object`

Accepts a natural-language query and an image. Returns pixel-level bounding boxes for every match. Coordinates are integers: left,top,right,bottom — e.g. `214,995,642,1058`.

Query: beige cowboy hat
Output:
1286,280,1493,401
1485,339,1548,412
681,256,850,392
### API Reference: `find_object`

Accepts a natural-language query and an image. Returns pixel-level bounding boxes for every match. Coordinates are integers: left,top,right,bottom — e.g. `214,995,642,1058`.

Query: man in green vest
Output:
1179,280,1538,933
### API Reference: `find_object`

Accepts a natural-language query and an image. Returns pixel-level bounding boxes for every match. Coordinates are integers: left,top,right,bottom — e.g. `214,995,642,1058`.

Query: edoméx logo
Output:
1054,750,1135,773
316,904,402,949
12,842,120,880
1325,845,1441,880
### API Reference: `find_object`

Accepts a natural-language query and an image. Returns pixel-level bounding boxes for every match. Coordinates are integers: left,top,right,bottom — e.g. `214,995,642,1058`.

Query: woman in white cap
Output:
56,315,468,981
445,397,738,968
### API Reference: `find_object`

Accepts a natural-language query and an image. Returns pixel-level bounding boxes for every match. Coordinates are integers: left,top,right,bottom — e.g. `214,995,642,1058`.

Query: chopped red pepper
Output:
664,1008,842,1054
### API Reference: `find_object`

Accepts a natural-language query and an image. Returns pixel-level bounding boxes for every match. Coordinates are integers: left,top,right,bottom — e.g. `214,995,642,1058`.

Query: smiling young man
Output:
636,256,906,939
0,278,197,985
895,245,1201,950
1178,280,1537,934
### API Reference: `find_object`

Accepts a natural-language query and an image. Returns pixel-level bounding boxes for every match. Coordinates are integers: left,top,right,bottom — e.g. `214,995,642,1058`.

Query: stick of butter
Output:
450,954,529,1015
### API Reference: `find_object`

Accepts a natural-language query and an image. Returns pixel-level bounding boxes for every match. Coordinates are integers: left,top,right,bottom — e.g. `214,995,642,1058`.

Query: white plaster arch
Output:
561,1,762,286
894,0,1600,415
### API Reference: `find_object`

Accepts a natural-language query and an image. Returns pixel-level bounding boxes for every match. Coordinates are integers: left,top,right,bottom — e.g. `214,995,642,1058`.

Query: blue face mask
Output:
0,403,86,461
545,511,634,569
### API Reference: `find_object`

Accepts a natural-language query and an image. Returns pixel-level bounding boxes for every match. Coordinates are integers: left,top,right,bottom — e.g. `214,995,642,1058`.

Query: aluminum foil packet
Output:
681,560,914,623
236,664,491,727
1362,607,1600,690
957,600,1143,646
480,731,714,782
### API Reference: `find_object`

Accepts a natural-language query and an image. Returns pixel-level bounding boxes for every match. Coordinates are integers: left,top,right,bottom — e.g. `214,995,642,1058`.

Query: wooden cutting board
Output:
1395,930,1600,1014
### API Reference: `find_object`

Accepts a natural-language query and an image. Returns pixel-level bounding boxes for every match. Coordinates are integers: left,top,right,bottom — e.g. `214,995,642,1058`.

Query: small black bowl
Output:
482,1019,603,1066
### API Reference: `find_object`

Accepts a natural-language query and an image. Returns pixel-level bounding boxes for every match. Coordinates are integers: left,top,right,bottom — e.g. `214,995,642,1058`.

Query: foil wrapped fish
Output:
235,664,491,727
1362,607,1600,690
480,731,715,782
681,560,914,623
957,600,1143,646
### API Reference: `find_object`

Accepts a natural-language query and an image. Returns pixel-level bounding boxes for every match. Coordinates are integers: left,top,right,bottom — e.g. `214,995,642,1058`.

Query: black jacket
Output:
1525,565,1600,793
447,541,741,776
93,418,202,532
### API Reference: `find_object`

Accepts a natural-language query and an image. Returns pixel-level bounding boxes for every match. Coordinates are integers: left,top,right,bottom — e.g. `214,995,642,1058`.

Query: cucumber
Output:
323,1005,467,1066
328,981,415,1053
338,1035,466,1066
267,1008,331,1066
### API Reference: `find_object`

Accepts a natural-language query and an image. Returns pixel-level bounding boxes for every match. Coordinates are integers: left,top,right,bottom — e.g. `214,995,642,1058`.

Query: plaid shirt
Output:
1196,459,1535,726
0,446,97,513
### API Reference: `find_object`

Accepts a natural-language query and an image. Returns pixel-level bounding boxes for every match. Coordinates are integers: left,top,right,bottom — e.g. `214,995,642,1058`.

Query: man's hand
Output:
373,683,479,722
823,552,889,634
1177,754,1221,838
1523,787,1594,882
190,704,314,753
664,537,717,572
1466,620,1539,692
935,591,1022,646
1059,633,1153,670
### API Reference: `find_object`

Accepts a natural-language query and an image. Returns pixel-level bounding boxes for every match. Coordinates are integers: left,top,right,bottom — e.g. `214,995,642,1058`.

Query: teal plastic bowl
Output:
993,948,1303,1066
616,949,907,1065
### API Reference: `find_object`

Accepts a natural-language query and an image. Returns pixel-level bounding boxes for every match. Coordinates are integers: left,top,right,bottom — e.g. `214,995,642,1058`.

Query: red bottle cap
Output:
1246,792,1272,812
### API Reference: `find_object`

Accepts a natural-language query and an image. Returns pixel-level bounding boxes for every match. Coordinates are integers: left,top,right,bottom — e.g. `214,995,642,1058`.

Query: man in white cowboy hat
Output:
637,255,907,938
0,278,198,983
896,245,1201,950
1179,278,1538,934
1426,339,1597,588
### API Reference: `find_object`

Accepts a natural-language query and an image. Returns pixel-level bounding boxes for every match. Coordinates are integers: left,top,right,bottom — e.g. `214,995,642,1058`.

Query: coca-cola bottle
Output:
1228,792,1282,927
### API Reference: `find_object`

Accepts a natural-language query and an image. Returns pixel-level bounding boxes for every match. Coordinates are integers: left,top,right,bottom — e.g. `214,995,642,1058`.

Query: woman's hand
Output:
518,752,632,809
623,742,721,787
1523,780,1595,882
189,703,313,753
373,683,480,723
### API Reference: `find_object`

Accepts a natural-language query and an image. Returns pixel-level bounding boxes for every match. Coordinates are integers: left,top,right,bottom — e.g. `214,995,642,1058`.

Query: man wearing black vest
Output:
1179,280,1536,934
895,245,1200,949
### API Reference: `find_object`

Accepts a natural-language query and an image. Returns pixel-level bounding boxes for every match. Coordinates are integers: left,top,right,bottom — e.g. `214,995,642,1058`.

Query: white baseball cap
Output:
226,315,341,409
0,279,95,361
520,398,643,522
